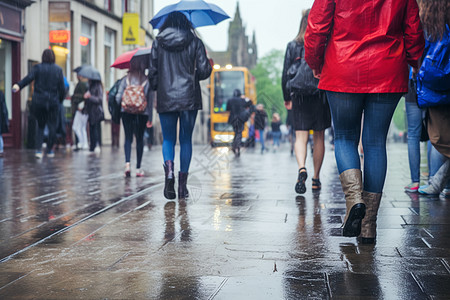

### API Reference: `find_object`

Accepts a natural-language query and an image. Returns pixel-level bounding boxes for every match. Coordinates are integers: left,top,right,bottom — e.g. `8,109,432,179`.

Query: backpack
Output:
286,44,319,97
416,25,450,108
108,78,123,124
121,78,148,114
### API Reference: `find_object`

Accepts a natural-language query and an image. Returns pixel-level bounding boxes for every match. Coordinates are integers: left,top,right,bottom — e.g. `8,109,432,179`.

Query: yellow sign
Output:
122,13,139,45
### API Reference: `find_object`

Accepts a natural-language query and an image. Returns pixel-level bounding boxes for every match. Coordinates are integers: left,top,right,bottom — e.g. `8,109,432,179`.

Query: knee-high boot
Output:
178,172,189,199
339,169,366,237
360,191,382,244
163,161,176,199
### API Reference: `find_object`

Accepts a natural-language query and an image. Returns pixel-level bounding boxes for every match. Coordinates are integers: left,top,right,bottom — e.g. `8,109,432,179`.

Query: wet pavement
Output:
0,142,449,299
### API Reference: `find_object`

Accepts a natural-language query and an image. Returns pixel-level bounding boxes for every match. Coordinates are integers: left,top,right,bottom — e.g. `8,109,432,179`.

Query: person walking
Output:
83,80,104,153
148,12,212,199
12,49,66,158
271,113,282,152
71,71,89,151
282,9,331,194
416,0,450,197
226,89,250,156
254,104,268,154
116,56,154,177
304,0,425,241
0,90,8,158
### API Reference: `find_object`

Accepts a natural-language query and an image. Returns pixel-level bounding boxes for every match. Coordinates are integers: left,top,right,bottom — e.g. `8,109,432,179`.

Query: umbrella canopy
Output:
110,47,152,69
150,0,230,29
77,65,102,81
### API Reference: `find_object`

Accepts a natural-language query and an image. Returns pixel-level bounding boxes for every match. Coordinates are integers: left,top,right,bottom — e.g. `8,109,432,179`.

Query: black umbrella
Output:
77,65,101,81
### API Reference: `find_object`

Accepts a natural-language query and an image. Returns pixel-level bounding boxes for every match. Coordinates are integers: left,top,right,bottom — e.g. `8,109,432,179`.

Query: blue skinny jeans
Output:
326,92,402,193
159,110,198,173
405,101,424,183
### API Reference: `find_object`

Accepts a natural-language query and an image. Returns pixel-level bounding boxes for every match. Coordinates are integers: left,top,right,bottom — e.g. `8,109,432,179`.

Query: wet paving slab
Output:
0,143,449,299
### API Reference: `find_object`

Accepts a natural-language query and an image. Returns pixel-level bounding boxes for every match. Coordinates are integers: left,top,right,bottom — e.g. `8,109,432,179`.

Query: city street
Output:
0,142,449,299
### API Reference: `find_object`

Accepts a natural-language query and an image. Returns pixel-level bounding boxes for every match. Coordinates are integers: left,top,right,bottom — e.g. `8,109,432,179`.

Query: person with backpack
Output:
282,9,331,194
148,12,212,199
226,89,251,157
83,79,104,153
416,0,450,197
304,0,424,242
115,56,153,177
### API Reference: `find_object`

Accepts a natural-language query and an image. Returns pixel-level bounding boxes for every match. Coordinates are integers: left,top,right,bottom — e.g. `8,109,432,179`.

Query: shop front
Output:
0,1,32,148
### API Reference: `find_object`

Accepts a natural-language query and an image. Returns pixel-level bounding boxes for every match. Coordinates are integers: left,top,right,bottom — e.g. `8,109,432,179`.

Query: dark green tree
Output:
251,49,286,124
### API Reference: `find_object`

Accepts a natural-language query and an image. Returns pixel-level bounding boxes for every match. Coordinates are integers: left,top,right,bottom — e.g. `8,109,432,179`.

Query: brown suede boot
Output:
360,191,382,244
339,169,366,237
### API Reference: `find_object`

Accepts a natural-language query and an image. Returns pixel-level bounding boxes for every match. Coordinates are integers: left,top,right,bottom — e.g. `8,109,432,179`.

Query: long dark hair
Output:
42,49,55,64
295,9,310,44
159,11,194,32
418,0,450,41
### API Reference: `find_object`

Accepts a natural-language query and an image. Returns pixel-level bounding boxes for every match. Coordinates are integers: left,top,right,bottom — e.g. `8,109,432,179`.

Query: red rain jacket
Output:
304,0,425,93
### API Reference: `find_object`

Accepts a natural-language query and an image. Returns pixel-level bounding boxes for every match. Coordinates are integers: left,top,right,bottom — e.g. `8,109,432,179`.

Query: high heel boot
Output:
178,172,189,199
339,169,366,237
360,191,382,244
163,161,176,199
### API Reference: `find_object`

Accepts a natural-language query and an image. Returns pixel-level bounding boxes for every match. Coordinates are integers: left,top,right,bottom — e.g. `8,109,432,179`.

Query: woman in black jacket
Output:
83,80,104,153
149,12,212,199
12,49,66,158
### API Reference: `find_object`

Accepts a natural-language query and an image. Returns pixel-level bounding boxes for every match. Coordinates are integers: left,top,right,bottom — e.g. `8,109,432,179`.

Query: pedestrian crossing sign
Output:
122,13,139,45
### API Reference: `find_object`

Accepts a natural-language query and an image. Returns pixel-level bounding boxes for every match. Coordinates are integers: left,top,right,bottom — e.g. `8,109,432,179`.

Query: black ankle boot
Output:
178,172,189,199
163,161,176,199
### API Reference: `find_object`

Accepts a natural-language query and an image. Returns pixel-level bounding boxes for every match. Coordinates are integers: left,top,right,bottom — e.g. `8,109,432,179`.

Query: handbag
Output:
286,45,319,96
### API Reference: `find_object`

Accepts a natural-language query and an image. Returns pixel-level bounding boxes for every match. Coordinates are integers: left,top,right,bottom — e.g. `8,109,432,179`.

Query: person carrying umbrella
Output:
79,66,104,153
149,11,212,199
12,49,66,158
115,55,154,177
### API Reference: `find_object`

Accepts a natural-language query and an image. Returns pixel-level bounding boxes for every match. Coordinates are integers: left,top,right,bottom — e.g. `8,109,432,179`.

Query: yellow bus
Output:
209,65,256,146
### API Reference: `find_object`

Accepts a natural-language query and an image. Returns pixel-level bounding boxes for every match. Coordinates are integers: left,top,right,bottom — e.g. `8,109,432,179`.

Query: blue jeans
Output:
327,92,402,193
405,101,424,183
272,131,281,147
159,110,198,173
122,113,148,168
0,134,3,153
258,129,265,151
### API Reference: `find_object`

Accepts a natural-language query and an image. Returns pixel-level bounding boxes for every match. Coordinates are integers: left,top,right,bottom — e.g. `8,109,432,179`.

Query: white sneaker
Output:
94,146,101,153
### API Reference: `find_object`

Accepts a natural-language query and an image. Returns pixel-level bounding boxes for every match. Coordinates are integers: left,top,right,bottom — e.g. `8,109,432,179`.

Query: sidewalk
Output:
0,142,449,299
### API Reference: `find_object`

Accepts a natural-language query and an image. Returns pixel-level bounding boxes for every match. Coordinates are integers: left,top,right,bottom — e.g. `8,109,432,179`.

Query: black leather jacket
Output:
149,27,212,113
17,63,66,109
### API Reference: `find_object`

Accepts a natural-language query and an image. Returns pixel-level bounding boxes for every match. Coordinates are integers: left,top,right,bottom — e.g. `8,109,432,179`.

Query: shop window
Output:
104,28,116,89
122,0,128,13
81,18,96,66
104,0,112,12
0,39,12,119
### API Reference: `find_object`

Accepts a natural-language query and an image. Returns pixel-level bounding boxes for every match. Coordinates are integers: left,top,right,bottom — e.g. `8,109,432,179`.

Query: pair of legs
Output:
72,111,89,149
122,112,148,170
294,130,325,181
159,110,198,173
89,122,101,152
232,122,244,154
34,104,58,154
258,129,265,153
405,101,424,189
272,131,281,148
327,91,401,240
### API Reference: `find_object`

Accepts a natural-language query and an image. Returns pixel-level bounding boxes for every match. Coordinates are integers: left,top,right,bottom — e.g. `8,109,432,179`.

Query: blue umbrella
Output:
150,0,230,29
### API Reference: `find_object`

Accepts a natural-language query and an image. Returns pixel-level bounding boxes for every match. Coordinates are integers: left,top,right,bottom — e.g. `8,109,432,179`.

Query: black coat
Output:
149,27,212,113
281,41,302,101
254,110,268,130
83,82,104,125
0,91,9,134
227,96,251,126
17,63,66,110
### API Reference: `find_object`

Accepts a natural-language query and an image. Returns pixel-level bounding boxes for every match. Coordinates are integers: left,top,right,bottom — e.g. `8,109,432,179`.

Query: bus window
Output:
213,71,245,113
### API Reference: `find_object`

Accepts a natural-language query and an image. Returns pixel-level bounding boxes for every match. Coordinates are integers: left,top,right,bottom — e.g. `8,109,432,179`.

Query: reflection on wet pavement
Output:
0,144,449,298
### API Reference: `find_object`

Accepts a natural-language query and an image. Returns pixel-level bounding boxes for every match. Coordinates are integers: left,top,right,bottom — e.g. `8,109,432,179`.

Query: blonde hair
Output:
272,112,280,122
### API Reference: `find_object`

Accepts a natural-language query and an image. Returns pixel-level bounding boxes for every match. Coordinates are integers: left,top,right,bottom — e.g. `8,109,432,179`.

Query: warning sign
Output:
122,13,139,45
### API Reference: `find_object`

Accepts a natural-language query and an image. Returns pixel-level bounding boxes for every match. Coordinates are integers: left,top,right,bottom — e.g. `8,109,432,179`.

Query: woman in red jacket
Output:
304,0,425,242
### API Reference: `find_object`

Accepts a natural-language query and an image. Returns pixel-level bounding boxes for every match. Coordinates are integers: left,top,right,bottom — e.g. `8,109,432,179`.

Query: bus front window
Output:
214,71,245,113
